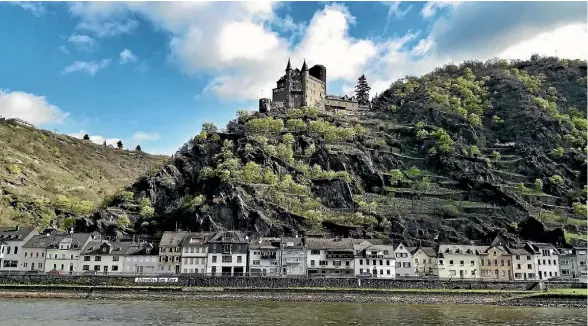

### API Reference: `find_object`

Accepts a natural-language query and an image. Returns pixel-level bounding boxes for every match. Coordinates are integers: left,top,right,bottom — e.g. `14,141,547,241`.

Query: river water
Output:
0,299,586,325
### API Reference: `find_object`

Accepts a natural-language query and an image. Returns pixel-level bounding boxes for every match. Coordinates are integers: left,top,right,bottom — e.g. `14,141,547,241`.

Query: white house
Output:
206,231,249,276
511,242,538,280
123,242,158,275
44,233,94,274
158,231,188,274
574,246,587,281
180,232,212,274
80,241,133,274
437,244,482,279
531,242,560,280
306,238,364,277
0,226,38,272
249,237,280,276
22,234,56,273
394,243,415,277
354,242,395,278
279,237,307,276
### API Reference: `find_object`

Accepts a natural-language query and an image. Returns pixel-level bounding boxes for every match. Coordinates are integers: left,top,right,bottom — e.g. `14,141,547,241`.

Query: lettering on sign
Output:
134,277,179,283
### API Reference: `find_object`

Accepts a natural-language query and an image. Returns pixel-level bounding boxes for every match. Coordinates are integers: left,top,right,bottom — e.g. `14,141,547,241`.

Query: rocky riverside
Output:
0,287,585,308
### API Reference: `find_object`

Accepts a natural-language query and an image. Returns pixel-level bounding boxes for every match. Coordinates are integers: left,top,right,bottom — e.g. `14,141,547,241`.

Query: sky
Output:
0,1,586,155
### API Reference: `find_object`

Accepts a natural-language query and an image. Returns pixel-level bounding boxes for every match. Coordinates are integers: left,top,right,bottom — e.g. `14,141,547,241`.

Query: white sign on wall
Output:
134,277,179,283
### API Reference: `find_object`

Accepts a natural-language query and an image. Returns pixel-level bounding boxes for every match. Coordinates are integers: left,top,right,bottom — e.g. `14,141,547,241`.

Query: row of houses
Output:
1,227,586,281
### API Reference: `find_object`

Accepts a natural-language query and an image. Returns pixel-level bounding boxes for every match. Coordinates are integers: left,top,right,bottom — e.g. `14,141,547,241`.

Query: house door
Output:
495,269,499,278
175,265,180,274
104,265,108,275
69,264,74,274
31,263,35,270
459,270,464,278
539,271,542,279
373,268,378,277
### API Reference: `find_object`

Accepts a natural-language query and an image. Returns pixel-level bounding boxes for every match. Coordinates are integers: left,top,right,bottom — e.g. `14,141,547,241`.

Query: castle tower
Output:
301,59,309,107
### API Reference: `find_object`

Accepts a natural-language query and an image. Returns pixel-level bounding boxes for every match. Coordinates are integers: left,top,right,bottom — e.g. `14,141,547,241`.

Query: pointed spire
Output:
286,58,292,72
301,59,308,72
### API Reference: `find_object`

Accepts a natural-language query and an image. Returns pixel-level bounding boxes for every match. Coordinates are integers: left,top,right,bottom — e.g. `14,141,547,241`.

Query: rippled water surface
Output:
0,299,586,325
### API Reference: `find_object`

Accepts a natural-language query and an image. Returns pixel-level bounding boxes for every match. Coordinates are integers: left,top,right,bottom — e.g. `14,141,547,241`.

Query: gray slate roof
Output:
207,231,248,244
81,241,138,256
181,232,215,247
23,233,92,249
306,237,365,250
0,226,36,241
249,237,281,250
159,231,189,247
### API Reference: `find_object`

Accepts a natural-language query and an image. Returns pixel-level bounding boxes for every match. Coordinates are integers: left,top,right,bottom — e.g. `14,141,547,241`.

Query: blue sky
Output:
0,1,586,154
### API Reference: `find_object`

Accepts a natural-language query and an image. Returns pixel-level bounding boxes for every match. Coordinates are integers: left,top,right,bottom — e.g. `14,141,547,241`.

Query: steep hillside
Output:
80,56,587,246
0,121,169,228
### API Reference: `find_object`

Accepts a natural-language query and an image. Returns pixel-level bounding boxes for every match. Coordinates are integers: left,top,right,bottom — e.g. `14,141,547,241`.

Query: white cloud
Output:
58,45,70,55
0,89,69,126
65,1,587,103
384,1,412,19
67,34,96,51
500,24,588,60
68,130,120,146
12,2,46,17
421,1,461,18
119,48,137,64
61,59,111,76
132,131,160,141
68,2,139,37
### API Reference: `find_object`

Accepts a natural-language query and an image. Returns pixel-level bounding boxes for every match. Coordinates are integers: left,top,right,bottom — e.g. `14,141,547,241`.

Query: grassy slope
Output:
0,121,168,228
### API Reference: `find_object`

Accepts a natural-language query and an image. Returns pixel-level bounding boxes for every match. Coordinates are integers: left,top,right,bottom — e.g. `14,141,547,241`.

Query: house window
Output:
527,256,531,260
346,261,350,266
384,250,389,255
460,260,464,266
553,260,557,265
333,261,341,266
223,244,230,253
481,260,485,266
84,256,90,261
311,250,320,255
113,256,119,262
253,260,260,266
449,260,454,266
237,256,242,264
387,270,391,275
395,262,401,268
83,265,89,270
95,256,101,261
386,260,390,266
516,255,520,260
310,260,315,266
112,266,119,271
439,260,444,265
212,256,217,263
94,266,100,271
517,264,521,269
470,261,475,266
39,263,42,268
359,259,363,265
379,260,383,265
319,260,327,266
222,256,232,263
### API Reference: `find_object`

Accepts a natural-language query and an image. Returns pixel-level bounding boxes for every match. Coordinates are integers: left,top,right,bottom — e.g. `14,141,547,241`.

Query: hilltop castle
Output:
259,59,370,113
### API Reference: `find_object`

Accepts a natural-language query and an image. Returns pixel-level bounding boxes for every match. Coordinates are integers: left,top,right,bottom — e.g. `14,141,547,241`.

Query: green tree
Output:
534,179,544,191
117,140,123,149
83,134,90,140
135,145,142,151
355,74,371,105
550,147,565,158
116,214,131,229
201,122,218,134
572,202,587,217
549,175,564,187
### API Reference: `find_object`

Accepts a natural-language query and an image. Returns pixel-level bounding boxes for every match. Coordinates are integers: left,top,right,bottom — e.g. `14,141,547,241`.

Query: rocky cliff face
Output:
78,56,587,247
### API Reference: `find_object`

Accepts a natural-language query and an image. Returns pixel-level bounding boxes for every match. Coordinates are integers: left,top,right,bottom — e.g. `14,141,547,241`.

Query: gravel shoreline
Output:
0,289,585,308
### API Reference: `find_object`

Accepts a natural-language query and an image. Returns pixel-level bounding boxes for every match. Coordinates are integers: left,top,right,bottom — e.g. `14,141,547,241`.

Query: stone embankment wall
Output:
0,275,585,290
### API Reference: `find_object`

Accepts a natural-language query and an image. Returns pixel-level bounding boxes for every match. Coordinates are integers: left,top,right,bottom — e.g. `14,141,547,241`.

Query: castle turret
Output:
286,58,292,72
301,59,309,107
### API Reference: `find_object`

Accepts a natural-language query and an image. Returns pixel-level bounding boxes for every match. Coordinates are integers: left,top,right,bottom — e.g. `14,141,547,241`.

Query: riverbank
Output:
0,285,585,308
